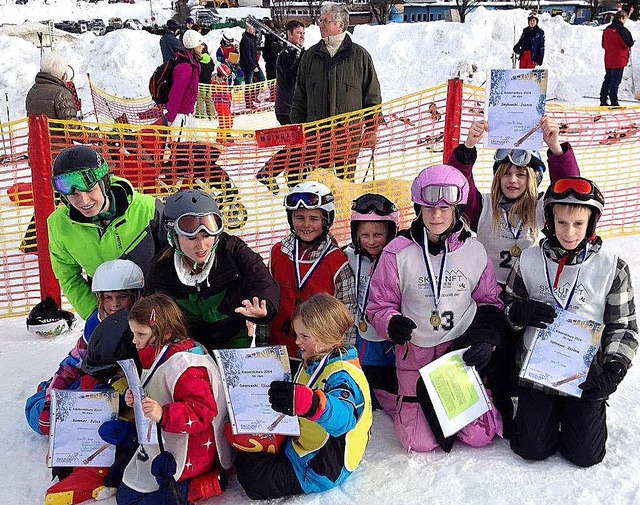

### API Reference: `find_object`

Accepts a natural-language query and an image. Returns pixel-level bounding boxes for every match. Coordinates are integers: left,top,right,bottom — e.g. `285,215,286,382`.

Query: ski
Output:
245,15,301,54
582,95,638,104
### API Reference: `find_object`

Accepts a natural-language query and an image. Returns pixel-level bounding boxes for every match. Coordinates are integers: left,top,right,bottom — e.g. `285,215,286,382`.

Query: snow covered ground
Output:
1,3,640,504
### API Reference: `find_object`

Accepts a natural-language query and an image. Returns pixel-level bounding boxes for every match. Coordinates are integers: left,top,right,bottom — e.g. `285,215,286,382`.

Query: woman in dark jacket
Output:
145,189,280,351
25,51,77,121
513,14,545,69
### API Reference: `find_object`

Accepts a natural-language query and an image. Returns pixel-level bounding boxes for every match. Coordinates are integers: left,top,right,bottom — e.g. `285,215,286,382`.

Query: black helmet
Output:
543,177,605,240
53,145,108,177
81,311,137,377
166,19,180,32
26,296,75,338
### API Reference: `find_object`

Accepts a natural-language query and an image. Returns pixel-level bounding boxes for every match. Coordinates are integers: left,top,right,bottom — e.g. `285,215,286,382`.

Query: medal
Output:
358,320,368,332
430,311,441,328
510,244,522,257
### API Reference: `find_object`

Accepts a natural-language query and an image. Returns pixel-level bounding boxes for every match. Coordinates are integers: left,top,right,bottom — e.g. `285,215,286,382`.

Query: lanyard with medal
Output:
502,208,524,258
294,239,333,291
541,239,588,310
354,254,378,333
422,229,448,330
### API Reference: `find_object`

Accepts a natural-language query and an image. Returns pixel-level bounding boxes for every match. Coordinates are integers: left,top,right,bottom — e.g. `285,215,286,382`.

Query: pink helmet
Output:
411,164,469,207
350,194,399,252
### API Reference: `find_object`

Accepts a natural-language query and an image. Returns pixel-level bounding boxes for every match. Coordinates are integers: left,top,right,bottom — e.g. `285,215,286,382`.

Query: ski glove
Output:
463,342,493,370
99,419,135,447
388,315,417,344
268,381,323,418
507,300,557,329
579,362,627,401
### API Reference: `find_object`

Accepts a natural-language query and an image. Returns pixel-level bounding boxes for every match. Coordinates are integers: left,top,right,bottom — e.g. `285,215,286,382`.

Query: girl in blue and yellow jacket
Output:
232,293,372,500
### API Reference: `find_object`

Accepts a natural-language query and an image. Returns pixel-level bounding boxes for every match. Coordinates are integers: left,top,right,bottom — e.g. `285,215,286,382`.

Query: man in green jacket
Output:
289,2,381,182
48,145,167,319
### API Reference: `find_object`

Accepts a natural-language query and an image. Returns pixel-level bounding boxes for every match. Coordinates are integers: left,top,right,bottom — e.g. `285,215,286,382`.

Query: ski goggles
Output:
52,163,109,196
352,194,397,216
421,184,463,206
284,192,334,210
549,178,600,202
173,213,223,238
494,148,531,168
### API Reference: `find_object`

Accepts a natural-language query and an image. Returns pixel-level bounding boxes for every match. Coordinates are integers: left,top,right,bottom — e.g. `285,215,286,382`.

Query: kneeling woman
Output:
232,293,372,500
145,189,280,350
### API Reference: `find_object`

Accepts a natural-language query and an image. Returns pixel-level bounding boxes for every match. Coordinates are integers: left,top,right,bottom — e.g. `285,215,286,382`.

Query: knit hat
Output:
40,51,68,80
183,29,204,49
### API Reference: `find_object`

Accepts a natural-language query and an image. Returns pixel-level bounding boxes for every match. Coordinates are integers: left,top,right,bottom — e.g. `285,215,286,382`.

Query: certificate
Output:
214,346,300,436
486,69,548,149
419,349,491,438
48,390,118,467
117,358,158,445
519,309,603,397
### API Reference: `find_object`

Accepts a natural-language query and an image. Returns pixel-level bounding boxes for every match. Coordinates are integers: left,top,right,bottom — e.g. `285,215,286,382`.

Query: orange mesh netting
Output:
1,81,639,317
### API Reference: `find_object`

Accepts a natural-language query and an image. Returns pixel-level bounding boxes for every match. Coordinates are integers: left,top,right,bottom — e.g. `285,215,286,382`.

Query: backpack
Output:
149,59,177,105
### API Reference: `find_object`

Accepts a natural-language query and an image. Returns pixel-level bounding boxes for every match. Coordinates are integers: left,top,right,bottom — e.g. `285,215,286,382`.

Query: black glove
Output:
508,300,557,329
388,315,416,344
268,380,294,416
579,362,626,401
463,342,493,370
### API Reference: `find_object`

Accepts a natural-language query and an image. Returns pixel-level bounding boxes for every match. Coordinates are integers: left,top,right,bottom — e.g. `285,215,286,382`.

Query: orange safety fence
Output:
88,75,276,127
1,80,640,318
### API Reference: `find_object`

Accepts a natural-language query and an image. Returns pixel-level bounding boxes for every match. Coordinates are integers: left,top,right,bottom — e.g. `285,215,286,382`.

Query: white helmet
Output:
91,260,145,292
284,181,335,234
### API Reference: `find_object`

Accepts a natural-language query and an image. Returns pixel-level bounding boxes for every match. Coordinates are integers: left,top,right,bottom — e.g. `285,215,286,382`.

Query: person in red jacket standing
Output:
599,10,635,107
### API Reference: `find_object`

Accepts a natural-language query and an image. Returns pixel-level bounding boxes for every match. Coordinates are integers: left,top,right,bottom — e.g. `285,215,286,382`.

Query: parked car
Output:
90,19,106,36
196,9,226,26
108,17,123,29
16,0,29,5
54,20,80,33
123,18,143,30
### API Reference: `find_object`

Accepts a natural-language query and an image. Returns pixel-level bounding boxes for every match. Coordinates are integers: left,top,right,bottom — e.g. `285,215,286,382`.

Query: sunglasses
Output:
352,194,397,216
52,164,109,196
494,149,532,168
173,213,223,238
550,178,598,201
284,192,333,210
421,185,463,206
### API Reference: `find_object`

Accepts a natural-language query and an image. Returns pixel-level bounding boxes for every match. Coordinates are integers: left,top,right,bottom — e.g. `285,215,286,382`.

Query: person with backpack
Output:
159,19,184,64
164,29,205,129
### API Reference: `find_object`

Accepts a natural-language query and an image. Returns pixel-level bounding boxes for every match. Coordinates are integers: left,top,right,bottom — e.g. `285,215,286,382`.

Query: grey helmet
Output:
164,189,224,250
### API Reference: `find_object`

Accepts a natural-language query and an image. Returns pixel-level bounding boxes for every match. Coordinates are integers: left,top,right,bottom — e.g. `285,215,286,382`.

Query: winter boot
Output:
224,422,285,454
45,467,108,505
187,467,228,502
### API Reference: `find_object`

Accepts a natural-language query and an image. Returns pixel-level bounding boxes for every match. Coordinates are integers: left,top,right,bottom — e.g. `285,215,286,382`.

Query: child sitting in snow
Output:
45,311,140,505
117,293,233,505
231,293,371,499
25,259,144,435
505,177,637,466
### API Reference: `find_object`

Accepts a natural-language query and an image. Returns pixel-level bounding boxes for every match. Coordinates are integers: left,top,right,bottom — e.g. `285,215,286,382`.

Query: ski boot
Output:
45,467,114,505
187,467,228,502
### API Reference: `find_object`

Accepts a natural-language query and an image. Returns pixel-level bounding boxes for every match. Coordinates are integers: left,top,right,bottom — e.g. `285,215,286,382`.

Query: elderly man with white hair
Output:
25,51,77,121
290,2,381,182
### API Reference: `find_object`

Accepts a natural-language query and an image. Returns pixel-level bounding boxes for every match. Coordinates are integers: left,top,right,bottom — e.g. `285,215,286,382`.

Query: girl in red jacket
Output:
117,294,233,505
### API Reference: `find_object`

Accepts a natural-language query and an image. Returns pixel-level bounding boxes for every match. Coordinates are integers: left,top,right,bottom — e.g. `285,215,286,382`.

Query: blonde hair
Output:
491,162,539,239
293,294,353,361
128,293,190,350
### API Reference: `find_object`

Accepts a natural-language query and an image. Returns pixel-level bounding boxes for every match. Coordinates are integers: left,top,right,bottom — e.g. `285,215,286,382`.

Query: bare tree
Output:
513,0,538,11
454,0,481,23
305,0,322,25
369,0,394,25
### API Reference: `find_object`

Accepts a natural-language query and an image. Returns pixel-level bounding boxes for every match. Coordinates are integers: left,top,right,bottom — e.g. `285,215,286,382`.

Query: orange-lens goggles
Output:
551,178,594,196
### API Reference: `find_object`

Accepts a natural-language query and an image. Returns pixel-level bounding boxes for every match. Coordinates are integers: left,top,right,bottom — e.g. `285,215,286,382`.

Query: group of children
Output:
26,116,637,503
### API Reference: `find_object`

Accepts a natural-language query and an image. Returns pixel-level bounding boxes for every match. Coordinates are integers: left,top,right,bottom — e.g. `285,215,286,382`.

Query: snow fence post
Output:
28,114,61,306
444,78,463,163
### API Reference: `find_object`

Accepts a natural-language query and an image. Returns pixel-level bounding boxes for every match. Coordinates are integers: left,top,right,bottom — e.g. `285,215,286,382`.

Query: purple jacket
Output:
448,142,581,232
165,49,200,123
367,226,503,347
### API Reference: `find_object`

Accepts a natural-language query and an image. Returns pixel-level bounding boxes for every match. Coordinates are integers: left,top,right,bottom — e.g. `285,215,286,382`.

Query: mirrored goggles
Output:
550,178,598,201
284,192,333,210
52,164,109,196
421,184,463,206
174,213,223,238
352,194,397,216
494,148,531,168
